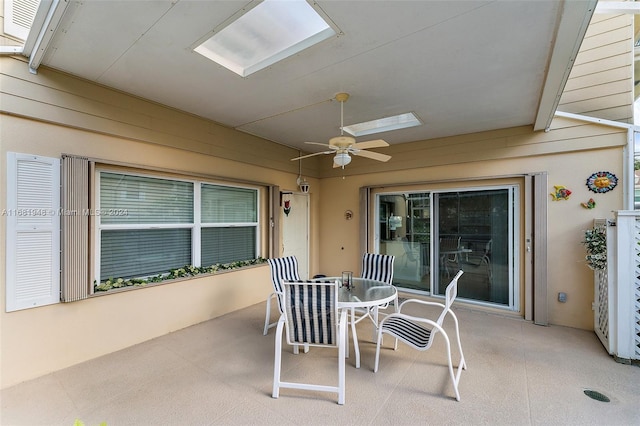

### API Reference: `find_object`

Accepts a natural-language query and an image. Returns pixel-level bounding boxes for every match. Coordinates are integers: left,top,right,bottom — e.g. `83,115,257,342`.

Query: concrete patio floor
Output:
1,300,639,425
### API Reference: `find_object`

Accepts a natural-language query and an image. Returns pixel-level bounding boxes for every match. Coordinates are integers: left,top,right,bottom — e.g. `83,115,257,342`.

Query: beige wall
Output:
315,117,627,331
0,34,631,388
0,105,322,388
0,57,328,388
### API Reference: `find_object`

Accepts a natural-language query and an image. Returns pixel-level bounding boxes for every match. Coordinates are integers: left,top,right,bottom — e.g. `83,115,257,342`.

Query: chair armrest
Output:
397,298,445,313
379,312,441,331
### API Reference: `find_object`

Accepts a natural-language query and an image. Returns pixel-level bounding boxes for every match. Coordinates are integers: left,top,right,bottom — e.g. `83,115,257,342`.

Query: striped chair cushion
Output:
284,280,337,346
361,253,395,284
380,316,433,349
268,256,301,312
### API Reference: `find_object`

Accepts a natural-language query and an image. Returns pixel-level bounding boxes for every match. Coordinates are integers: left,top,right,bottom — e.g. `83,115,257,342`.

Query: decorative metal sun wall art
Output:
586,171,618,193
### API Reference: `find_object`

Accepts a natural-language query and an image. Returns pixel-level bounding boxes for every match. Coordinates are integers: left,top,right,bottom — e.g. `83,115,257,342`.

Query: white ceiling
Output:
25,0,596,155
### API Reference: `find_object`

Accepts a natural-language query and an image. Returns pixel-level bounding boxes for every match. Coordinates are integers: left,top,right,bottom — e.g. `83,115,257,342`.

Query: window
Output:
96,170,260,282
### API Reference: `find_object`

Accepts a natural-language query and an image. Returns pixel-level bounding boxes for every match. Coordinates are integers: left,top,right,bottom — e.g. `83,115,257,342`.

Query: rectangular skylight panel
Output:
343,112,422,137
194,0,336,77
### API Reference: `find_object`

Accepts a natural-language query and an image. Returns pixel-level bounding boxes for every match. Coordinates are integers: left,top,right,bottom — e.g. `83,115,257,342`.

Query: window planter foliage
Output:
582,227,606,270
94,257,267,292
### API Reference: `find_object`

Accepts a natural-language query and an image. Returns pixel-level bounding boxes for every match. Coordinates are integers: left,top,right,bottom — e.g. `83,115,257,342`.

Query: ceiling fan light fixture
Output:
334,152,351,167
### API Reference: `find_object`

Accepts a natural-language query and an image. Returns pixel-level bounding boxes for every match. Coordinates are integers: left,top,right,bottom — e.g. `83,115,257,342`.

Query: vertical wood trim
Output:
359,187,370,254
524,175,533,321
533,172,548,325
60,155,90,302
269,185,280,258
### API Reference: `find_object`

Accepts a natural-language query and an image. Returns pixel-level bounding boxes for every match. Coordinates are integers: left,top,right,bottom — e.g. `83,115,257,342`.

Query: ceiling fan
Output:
290,93,392,168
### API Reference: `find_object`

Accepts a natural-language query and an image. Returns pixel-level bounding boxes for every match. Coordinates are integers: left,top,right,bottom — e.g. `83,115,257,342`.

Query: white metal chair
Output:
374,270,466,401
264,256,301,335
272,279,347,405
355,253,396,333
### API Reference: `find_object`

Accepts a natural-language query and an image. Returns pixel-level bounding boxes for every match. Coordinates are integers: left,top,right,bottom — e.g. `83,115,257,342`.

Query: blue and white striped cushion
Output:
268,256,301,312
284,280,336,345
361,253,395,284
381,316,432,348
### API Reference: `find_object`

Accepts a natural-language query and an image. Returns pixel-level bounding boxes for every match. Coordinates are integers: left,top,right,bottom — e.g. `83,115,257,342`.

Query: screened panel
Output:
201,184,257,223
436,189,510,305
101,228,191,280
201,226,256,265
100,173,193,224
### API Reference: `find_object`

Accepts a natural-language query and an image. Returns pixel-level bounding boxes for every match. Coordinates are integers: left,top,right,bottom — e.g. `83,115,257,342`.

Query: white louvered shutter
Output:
6,152,60,312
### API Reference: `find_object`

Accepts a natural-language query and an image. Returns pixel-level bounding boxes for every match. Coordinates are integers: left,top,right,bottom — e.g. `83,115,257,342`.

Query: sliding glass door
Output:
376,186,517,309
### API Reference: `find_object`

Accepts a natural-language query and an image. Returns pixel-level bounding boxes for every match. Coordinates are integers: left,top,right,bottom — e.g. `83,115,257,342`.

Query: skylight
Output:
343,112,422,137
194,0,336,77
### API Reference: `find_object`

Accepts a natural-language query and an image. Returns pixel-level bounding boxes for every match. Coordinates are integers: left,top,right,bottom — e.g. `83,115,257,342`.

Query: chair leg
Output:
448,310,467,370
373,326,383,373
337,315,346,405
272,319,284,399
350,307,360,368
441,331,461,402
263,296,272,336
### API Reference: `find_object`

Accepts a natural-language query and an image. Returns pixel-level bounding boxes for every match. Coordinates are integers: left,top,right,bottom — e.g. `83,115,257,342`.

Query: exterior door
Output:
282,192,309,279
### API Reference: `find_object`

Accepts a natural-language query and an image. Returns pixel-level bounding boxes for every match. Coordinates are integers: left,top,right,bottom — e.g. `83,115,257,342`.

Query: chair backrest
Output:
483,240,492,257
440,236,461,252
268,256,301,313
361,253,395,284
437,270,464,326
281,280,340,347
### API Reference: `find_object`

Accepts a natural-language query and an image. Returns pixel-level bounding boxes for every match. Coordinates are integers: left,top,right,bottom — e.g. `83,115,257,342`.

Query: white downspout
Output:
554,110,637,210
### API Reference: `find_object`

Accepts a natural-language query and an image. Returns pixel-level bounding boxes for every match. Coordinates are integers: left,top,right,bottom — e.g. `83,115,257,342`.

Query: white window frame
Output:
93,168,261,284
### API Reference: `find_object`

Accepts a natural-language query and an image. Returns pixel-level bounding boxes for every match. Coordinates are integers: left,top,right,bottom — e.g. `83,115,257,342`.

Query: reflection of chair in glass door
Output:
439,236,461,277
460,240,492,297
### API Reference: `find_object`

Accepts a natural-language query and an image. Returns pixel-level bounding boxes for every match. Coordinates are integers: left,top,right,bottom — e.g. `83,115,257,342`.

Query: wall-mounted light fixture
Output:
296,153,310,193
297,177,310,193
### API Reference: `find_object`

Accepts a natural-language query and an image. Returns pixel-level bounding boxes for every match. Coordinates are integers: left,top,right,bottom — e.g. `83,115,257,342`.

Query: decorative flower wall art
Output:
550,185,572,201
586,171,617,193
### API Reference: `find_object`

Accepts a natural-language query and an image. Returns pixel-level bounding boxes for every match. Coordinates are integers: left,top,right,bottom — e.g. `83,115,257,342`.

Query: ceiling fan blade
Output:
290,151,332,161
305,141,336,149
351,139,388,150
352,150,392,162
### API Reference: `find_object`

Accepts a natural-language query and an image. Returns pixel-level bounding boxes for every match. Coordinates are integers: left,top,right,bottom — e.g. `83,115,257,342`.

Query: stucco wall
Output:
313,114,628,331
0,54,630,388
0,112,322,388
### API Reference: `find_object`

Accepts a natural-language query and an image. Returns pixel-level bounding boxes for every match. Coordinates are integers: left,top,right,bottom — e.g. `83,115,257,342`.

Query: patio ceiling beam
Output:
534,0,597,132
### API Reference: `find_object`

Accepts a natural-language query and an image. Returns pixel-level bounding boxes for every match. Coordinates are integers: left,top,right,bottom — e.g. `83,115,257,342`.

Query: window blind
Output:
201,226,256,265
100,173,193,224
201,184,256,223
101,228,192,280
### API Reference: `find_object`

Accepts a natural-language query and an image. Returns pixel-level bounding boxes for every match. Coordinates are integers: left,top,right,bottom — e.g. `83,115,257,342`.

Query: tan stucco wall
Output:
315,145,625,331
0,113,323,388
0,55,630,388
